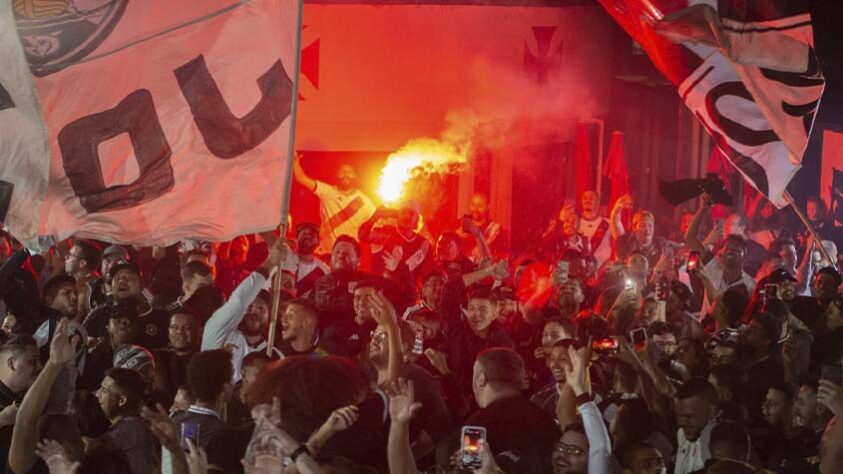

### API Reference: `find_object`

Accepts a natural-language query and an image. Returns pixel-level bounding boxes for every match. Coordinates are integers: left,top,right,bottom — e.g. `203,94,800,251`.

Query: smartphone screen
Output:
630,328,647,346
591,337,620,355
412,327,424,355
181,423,201,452
686,251,700,272
459,426,486,470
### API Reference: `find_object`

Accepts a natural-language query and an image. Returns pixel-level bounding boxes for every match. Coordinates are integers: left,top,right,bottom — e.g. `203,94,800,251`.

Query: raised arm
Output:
370,292,404,386
685,197,712,256
9,319,78,474
293,153,317,192
795,238,816,295
201,241,284,350
358,207,391,245
609,194,632,240
565,345,611,474
387,379,422,474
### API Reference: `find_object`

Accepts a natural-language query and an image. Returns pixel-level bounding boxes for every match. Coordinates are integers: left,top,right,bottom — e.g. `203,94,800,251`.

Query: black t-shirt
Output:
405,364,452,443
464,395,559,467
0,382,22,472
319,319,375,358
320,392,389,470
136,307,171,350
153,349,195,406
745,357,785,419
172,409,247,474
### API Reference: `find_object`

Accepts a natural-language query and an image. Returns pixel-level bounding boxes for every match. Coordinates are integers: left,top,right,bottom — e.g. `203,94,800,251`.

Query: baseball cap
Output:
764,269,798,284
102,245,130,262
109,262,141,281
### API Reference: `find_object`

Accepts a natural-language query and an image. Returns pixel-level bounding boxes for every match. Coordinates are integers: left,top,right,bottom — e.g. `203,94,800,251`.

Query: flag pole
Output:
783,191,837,270
267,0,305,357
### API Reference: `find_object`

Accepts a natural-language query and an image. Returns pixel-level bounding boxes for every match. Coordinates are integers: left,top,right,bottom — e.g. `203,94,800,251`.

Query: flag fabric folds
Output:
598,0,823,208
0,0,301,247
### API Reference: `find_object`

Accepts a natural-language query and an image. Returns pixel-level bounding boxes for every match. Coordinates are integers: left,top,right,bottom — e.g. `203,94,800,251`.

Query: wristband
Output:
291,445,311,463
575,393,594,406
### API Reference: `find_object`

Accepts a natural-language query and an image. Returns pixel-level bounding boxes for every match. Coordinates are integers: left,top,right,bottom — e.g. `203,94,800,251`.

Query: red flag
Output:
574,123,593,203
603,131,629,210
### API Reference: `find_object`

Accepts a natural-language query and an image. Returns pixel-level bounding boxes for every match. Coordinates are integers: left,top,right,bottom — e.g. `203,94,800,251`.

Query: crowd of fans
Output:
0,163,841,474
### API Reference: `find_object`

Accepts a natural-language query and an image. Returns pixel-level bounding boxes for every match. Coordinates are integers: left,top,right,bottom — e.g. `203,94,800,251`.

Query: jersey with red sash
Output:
371,226,434,283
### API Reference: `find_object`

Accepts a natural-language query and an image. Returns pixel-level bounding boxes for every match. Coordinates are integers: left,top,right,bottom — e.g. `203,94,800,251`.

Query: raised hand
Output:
267,239,288,268
818,380,843,417
141,404,179,452
424,348,450,375
186,439,209,474
49,318,78,366
368,290,398,326
491,260,509,281
35,439,80,474
565,342,592,396
383,247,403,273
323,406,359,433
388,378,422,425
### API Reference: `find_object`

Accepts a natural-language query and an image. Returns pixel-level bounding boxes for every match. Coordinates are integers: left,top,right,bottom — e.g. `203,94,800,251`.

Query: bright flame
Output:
376,138,468,205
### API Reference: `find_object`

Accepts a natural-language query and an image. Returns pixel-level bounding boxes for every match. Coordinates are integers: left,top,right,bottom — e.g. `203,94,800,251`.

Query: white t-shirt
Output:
313,181,376,254
674,419,714,474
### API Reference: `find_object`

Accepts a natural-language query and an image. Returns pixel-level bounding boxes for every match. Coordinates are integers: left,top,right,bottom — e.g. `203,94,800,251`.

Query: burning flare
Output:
376,138,468,205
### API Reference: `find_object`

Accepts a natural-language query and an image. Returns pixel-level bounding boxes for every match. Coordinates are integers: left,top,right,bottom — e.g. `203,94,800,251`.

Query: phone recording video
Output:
181,423,200,452
686,251,700,272
459,426,486,470
591,337,620,356
630,328,648,346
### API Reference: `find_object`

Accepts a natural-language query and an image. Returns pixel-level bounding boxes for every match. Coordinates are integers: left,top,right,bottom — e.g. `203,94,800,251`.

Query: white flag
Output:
2,0,301,247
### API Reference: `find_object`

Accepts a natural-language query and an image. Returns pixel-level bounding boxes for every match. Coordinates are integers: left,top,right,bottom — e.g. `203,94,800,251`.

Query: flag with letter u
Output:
0,0,301,247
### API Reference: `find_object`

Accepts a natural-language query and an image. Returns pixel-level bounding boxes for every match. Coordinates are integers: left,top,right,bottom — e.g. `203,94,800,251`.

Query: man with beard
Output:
758,382,817,473
456,193,509,261
83,263,172,350
201,239,284,382
281,223,330,298
153,310,201,407
86,245,129,313
673,378,718,474
578,191,611,268
794,379,834,455
359,201,434,286
790,267,842,331
278,298,322,357
314,235,375,329
293,153,376,255
367,306,451,463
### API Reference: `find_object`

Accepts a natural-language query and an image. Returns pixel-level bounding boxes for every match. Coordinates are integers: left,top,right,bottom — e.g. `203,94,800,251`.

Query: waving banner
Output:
598,0,823,207
0,0,300,247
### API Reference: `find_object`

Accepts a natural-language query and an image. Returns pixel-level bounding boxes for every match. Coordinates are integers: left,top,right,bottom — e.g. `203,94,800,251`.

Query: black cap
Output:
765,269,798,284
109,262,141,281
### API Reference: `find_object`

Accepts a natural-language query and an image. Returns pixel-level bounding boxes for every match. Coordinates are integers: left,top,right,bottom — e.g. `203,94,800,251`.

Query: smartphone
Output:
686,251,700,272
655,277,669,302
763,283,779,304
459,426,486,470
412,326,424,355
181,423,201,452
630,328,648,346
821,364,843,386
592,337,620,356
557,261,570,283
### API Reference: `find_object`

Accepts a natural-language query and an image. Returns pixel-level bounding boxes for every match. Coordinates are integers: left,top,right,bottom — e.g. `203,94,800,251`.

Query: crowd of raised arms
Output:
0,165,842,474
